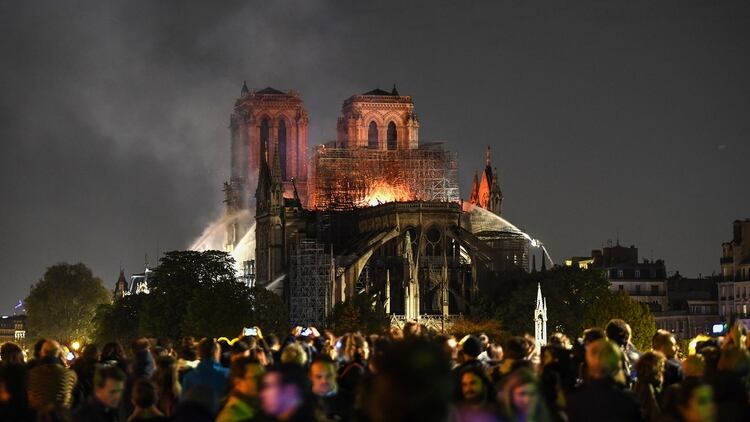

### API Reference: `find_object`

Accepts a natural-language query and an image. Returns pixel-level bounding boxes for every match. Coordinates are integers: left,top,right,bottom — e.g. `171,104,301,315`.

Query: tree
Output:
248,286,289,337
25,262,111,343
583,290,656,350
139,250,240,340
328,291,390,335
476,266,611,340
92,293,144,345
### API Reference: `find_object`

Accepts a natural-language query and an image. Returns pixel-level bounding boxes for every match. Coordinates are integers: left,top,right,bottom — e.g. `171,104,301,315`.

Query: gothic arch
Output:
277,118,288,179
367,121,379,149
387,121,397,150
259,116,271,161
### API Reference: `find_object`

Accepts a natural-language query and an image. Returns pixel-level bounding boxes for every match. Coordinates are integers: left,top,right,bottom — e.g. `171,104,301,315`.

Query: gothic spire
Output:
391,83,399,96
241,80,249,95
536,282,544,309
486,145,491,167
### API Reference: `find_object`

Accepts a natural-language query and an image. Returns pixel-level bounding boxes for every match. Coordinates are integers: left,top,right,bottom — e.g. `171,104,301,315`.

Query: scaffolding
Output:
310,142,460,210
288,239,332,327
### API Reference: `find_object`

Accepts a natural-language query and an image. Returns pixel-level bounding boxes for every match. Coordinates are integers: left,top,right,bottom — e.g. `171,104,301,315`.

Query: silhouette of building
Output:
718,219,750,319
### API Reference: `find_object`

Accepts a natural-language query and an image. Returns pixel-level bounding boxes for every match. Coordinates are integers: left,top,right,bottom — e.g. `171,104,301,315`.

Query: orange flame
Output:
362,181,411,206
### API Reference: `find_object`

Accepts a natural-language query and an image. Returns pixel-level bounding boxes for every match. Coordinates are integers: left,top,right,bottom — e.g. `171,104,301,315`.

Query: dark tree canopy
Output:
25,262,111,343
94,250,291,342
328,291,390,335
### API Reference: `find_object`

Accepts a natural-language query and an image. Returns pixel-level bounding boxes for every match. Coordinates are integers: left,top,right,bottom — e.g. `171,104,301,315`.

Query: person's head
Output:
460,367,490,404
280,342,308,367
309,357,337,396
344,333,369,362
548,332,572,349
33,339,46,360
501,368,543,419
675,379,715,422
683,354,706,378
478,334,490,350
101,342,125,361
459,335,482,360
153,355,179,395
605,319,630,348
131,338,150,354
40,339,62,360
717,347,750,376
636,350,666,387
489,344,503,361
586,339,622,380
503,337,527,361
93,365,126,409
231,356,264,397
652,329,678,359
260,363,310,418
179,337,198,361
80,344,99,362
131,379,158,410
582,327,606,347
0,342,24,364
403,321,421,338
198,338,220,362
230,340,250,360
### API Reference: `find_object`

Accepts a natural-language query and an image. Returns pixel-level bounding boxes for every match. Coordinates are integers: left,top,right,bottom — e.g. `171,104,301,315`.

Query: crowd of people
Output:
1,319,749,421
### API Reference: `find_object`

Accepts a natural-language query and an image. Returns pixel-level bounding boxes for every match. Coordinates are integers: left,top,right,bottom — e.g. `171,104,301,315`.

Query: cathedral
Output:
224,84,531,327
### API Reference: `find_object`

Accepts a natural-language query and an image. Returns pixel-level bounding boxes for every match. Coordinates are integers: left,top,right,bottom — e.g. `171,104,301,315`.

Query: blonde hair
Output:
280,343,308,367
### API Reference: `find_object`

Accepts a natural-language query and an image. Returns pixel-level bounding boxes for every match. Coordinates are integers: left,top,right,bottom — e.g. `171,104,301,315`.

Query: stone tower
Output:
255,148,285,286
534,283,548,348
336,85,419,150
225,84,309,250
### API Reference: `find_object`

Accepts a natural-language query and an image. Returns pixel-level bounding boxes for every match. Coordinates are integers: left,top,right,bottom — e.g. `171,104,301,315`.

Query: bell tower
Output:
225,84,309,250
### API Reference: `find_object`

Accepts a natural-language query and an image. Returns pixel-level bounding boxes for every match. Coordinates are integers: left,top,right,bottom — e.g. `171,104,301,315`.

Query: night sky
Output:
1,1,749,314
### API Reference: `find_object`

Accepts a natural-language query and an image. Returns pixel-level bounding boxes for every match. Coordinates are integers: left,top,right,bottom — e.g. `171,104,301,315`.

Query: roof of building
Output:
362,88,396,96
257,86,286,95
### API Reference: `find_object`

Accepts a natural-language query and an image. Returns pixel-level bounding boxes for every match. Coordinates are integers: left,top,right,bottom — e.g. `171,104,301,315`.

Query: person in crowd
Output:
216,356,264,422
152,355,181,417
127,379,167,422
27,339,78,413
281,342,308,367
548,332,573,350
658,378,716,422
177,337,199,384
263,334,280,363
477,334,491,363
120,338,156,421
662,354,706,416
634,350,666,422
455,335,486,373
229,340,250,362
338,333,369,394
0,359,29,421
181,337,230,415
539,343,575,417
566,339,643,422
402,321,421,338
260,363,315,422
72,343,100,406
1,342,24,364
653,330,683,389
499,368,553,422
102,341,130,374
488,336,529,385
73,365,127,422
368,337,453,422
606,319,637,386
156,338,175,358
711,347,750,421
309,356,351,421
457,366,493,411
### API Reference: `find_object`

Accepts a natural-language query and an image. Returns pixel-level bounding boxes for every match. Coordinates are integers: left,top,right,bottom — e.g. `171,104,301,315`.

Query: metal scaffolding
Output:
309,142,460,210
289,239,332,327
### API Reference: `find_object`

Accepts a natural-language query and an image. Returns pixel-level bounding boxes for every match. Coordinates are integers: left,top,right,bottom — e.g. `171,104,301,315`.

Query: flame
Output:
362,181,411,206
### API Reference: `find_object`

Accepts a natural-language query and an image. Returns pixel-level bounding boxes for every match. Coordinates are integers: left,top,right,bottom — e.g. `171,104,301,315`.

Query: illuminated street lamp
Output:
71,341,81,351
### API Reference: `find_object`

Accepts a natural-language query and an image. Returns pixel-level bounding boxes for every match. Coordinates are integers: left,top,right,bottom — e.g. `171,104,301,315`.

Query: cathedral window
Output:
278,119,287,179
368,121,378,149
387,121,397,150
260,118,270,161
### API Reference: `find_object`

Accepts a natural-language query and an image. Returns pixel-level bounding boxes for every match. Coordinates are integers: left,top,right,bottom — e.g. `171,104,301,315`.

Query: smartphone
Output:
300,327,313,337
242,327,257,336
